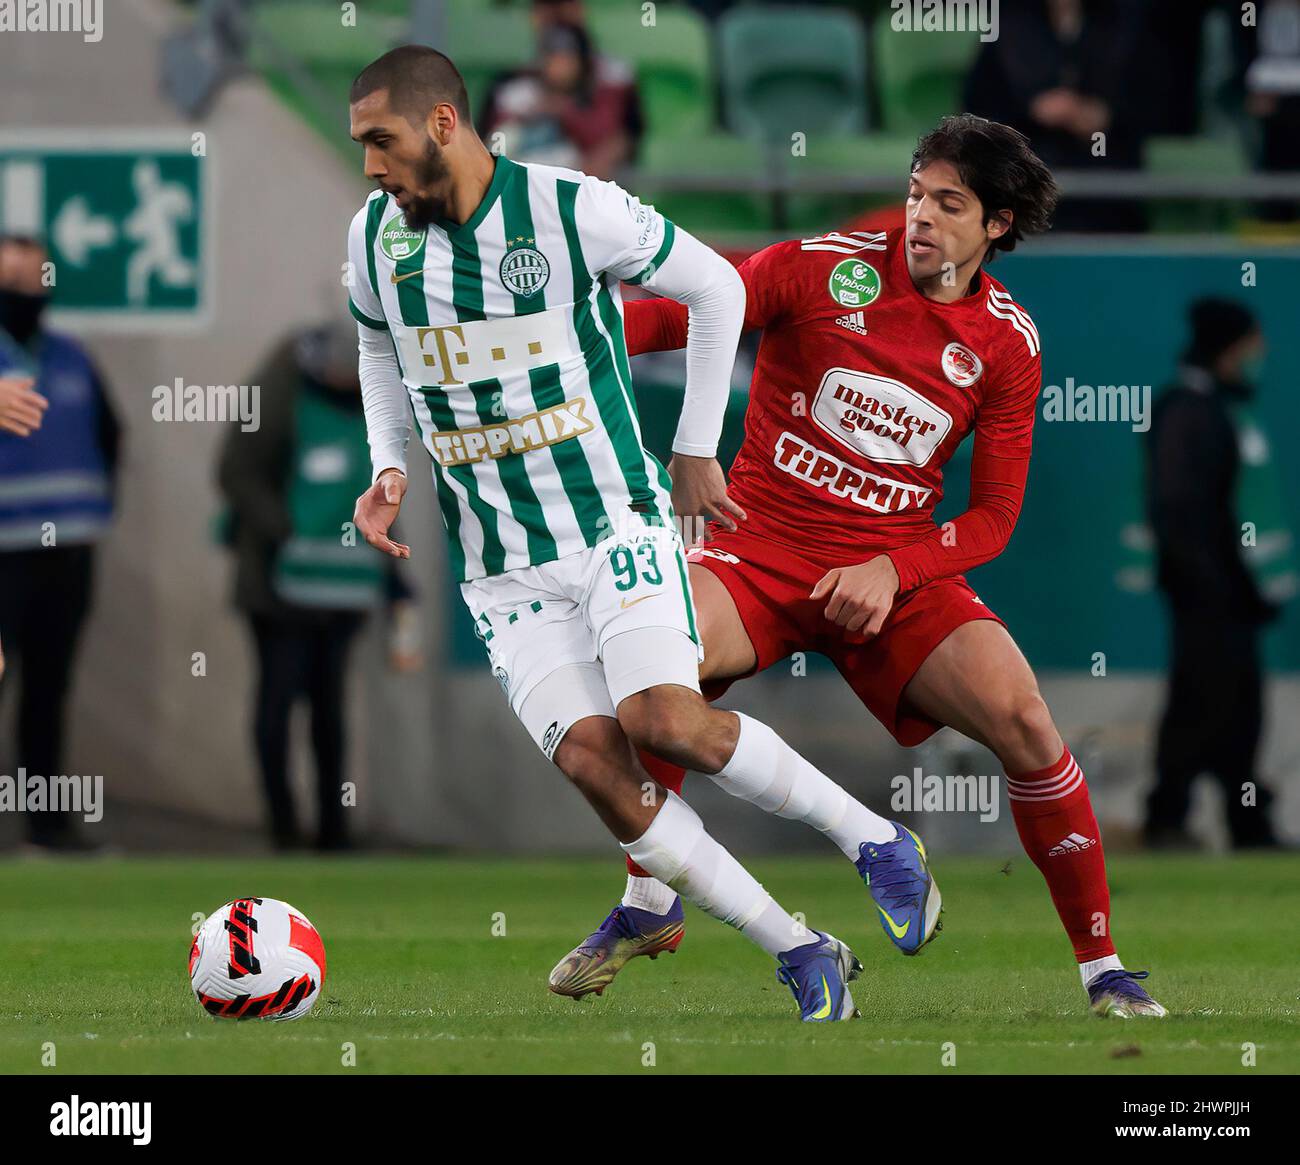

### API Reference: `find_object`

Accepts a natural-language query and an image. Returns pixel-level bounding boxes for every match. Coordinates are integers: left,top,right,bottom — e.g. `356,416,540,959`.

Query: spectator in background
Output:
964,0,1150,232
1145,299,1293,850
218,323,419,852
0,234,120,852
1240,0,1300,220
481,2,643,178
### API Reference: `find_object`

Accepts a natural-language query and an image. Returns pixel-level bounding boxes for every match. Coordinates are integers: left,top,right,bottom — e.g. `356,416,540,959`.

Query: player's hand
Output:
0,376,47,437
354,468,411,559
667,454,746,537
810,555,900,639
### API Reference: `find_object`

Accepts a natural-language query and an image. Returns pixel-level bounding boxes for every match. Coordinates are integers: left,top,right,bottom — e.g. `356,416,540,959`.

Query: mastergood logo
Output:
380,214,427,261
828,259,881,308
500,245,550,297
810,367,952,466
941,342,984,387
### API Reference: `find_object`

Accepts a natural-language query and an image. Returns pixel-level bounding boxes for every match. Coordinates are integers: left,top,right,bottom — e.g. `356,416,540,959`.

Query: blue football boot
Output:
1087,969,1168,1018
776,931,862,1022
855,823,942,955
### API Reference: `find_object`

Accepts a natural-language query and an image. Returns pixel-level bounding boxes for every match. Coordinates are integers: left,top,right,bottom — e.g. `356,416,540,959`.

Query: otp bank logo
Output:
810,367,952,466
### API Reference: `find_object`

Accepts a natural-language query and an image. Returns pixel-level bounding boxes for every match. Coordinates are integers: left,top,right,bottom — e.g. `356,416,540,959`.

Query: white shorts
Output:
460,514,704,759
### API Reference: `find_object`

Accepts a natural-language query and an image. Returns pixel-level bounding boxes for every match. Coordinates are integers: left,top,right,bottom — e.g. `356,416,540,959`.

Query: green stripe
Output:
626,219,677,285
349,298,388,331
594,277,674,506
498,167,607,547
557,179,661,522
389,228,476,581
674,542,699,646
363,196,386,302
448,208,547,573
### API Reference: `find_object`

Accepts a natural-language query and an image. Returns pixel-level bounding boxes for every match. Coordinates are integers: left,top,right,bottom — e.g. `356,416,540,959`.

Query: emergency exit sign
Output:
0,130,209,327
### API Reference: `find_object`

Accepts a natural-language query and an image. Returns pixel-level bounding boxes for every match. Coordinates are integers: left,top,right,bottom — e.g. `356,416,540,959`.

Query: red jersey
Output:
624,227,1042,592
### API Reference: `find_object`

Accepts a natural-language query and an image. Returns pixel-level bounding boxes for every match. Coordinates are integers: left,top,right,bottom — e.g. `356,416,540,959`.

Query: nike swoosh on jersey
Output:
619,593,659,610
391,269,423,284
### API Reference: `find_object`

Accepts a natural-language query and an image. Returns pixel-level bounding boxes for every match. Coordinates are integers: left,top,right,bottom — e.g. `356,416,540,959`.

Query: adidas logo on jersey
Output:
1048,832,1097,856
835,311,868,336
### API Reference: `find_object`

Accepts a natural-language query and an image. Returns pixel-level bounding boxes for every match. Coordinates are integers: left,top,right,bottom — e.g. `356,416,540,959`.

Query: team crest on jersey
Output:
828,259,881,309
500,242,550,298
941,342,984,388
380,214,426,262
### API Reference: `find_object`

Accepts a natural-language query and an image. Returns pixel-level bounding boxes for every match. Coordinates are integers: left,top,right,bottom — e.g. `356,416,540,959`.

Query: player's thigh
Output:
689,562,758,682
461,572,606,758
903,618,1061,763
584,524,704,702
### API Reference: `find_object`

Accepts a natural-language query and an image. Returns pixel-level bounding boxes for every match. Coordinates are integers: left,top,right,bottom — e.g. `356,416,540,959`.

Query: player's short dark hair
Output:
911,114,1058,261
350,45,471,127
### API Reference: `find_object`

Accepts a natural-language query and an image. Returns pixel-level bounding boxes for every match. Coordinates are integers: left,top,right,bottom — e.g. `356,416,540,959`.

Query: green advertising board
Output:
0,131,207,326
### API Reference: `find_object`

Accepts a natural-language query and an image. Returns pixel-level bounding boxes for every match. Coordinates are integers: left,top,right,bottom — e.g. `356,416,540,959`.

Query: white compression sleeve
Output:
356,322,411,481
638,230,745,459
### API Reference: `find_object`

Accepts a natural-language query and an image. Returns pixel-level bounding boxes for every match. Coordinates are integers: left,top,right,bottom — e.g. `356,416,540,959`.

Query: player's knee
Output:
617,689,719,771
996,692,1059,764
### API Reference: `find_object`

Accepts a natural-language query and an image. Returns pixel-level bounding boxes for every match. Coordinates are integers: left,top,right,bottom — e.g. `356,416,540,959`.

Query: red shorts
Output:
687,528,1003,746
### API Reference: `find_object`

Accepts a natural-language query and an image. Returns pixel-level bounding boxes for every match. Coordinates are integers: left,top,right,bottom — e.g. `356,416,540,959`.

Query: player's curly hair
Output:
911,114,1058,262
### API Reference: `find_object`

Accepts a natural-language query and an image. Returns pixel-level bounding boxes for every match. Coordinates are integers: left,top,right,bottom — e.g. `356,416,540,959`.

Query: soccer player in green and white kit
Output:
346,47,913,1021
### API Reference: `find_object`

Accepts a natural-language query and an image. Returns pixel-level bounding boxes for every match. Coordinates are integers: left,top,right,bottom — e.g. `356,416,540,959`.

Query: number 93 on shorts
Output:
458,518,704,758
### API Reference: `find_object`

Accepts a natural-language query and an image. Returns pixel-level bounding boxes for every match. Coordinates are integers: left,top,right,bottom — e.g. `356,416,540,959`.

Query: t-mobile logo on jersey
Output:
811,368,952,466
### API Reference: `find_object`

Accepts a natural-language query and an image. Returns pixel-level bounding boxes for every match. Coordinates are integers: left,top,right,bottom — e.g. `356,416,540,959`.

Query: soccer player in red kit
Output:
549,115,1166,1018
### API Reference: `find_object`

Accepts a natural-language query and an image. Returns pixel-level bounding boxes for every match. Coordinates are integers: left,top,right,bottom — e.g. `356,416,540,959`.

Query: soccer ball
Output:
188,897,327,1021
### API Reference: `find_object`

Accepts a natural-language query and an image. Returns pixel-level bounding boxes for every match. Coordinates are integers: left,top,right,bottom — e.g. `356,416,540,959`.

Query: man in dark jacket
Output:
218,323,417,850
1145,298,1287,849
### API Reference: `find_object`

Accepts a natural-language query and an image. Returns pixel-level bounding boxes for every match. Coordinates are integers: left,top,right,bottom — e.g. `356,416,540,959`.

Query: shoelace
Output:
1090,969,1152,996
576,905,637,953
868,850,924,911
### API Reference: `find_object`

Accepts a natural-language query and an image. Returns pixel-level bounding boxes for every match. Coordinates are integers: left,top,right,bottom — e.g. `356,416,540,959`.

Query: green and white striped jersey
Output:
347,155,678,582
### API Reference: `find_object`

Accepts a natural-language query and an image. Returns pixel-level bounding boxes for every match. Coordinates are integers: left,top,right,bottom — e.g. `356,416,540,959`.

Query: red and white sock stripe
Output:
1006,748,1084,803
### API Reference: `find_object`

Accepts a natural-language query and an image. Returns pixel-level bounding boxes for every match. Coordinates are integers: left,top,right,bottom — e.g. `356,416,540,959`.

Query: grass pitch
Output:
0,853,1295,1074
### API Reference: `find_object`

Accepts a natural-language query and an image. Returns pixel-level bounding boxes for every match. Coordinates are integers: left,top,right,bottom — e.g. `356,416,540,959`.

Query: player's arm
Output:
347,204,412,559
622,243,784,356
579,176,746,528
814,351,1040,636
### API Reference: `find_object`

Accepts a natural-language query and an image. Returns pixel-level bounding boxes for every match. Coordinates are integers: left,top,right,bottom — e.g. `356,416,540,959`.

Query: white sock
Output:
621,791,818,958
713,712,896,857
1080,953,1124,988
622,874,678,915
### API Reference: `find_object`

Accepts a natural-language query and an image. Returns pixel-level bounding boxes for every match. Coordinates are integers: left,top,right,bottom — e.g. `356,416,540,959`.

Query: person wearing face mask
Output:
0,233,121,851
1144,298,1294,850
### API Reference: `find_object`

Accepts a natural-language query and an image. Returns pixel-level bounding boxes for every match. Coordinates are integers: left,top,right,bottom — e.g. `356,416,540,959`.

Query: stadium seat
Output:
1144,135,1250,233
782,134,916,234
637,134,771,237
717,6,868,143
248,2,403,151
445,0,537,116
872,12,980,134
588,6,714,140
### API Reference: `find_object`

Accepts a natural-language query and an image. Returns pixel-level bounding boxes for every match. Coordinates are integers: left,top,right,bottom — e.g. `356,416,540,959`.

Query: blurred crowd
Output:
486,0,1300,228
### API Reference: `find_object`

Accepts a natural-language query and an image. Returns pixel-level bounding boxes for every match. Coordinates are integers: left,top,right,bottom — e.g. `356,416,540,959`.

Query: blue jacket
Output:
0,327,118,550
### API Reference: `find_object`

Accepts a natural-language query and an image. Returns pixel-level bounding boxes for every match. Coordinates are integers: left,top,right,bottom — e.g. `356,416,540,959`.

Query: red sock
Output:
1007,747,1116,963
625,750,687,877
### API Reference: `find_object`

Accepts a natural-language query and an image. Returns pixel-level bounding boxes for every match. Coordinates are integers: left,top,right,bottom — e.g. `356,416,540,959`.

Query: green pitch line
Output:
0,854,1295,1075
